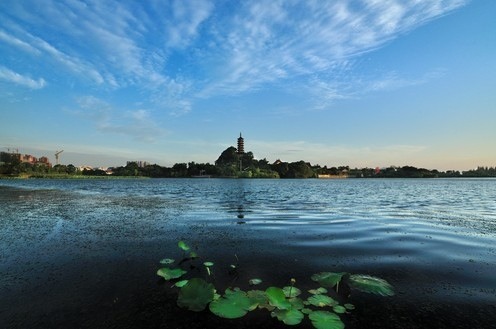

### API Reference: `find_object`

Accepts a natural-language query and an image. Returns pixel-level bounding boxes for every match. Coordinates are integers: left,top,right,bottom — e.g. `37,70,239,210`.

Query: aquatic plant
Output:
249,278,263,286
209,288,254,319
347,274,394,296
157,241,395,328
156,267,187,280
176,278,215,312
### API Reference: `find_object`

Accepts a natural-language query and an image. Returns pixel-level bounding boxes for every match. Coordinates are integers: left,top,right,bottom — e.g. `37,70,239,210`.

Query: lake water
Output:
1,178,495,328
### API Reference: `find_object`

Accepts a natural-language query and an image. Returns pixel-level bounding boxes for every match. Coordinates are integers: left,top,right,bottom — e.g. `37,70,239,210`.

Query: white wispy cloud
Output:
164,0,214,48
200,0,468,97
0,66,46,89
0,0,468,113
0,29,41,55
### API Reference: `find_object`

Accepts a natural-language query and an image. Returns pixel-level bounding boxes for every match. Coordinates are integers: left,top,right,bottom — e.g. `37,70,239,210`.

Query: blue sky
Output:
1,0,495,170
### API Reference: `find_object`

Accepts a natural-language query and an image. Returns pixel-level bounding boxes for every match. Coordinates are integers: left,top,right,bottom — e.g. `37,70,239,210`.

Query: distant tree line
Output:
462,166,496,177
2,148,495,178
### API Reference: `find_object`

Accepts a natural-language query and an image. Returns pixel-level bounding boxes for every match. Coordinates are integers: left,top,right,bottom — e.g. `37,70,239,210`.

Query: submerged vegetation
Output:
157,241,394,328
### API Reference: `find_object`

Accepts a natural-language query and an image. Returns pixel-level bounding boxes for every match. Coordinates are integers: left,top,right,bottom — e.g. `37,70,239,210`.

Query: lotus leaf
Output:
203,261,214,267
249,278,262,286
309,310,345,329
333,305,347,314
174,280,189,288
311,272,346,288
283,286,301,298
177,278,215,312
178,240,190,251
308,287,328,295
348,274,394,296
344,303,355,310
307,294,338,307
157,267,187,280
271,308,304,325
288,297,304,310
209,290,252,319
266,287,291,310
248,290,272,310
224,287,240,295
189,251,198,258
301,308,313,315
159,258,174,264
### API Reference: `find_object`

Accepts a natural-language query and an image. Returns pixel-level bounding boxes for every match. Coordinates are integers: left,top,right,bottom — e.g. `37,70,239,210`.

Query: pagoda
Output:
237,133,245,154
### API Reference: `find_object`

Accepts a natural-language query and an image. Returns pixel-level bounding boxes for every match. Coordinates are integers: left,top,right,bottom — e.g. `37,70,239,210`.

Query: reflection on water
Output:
1,178,496,328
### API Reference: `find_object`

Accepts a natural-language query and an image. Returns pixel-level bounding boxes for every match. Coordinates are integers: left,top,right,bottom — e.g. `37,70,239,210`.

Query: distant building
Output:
0,151,51,167
237,133,245,154
38,156,51,166
78,165,94,172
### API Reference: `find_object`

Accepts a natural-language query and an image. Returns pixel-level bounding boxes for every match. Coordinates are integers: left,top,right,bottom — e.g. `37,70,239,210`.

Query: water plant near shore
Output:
157,241,394,328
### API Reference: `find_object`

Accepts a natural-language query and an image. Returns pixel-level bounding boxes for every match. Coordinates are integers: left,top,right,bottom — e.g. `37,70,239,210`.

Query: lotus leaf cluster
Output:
177,278,215,312
157,241,395,329
209,289,254,319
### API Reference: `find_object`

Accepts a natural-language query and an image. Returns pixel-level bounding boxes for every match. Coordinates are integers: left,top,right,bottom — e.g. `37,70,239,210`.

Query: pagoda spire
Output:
237,133,245,154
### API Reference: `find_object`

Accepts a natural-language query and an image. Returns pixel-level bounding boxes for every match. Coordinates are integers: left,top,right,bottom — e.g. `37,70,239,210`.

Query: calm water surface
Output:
1,178,495,328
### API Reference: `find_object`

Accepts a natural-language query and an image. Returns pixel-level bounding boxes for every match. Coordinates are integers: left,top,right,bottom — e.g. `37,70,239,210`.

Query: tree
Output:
215,146,238,166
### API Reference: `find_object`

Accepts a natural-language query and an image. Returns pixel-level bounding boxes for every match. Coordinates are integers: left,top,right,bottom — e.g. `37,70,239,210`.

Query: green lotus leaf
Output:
159,258,174,265
189,251,198,259
348,274,394,296
178,240,190,251
288,297,304,310
271,308,304,325
177,278,215,312
224,288,239,296
309,311,345,329
203,261,214,267
157,267,187,280
247,290,271,310
209,289,252,319
311,272,346,288
344,303,355,310
301,308,313,315
266,287,291,310
308,287,328,295
333,305,347,314
249,278,262,286
307,294,338,307
174,279,189,288
283,286,301,298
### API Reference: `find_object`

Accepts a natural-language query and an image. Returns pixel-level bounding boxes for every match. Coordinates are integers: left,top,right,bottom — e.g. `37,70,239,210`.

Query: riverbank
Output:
0,174,150,179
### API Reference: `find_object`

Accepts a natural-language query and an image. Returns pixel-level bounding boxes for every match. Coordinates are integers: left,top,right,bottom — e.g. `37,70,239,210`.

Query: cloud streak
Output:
0,66,46,89
0,0,468,111
194,0,468,101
